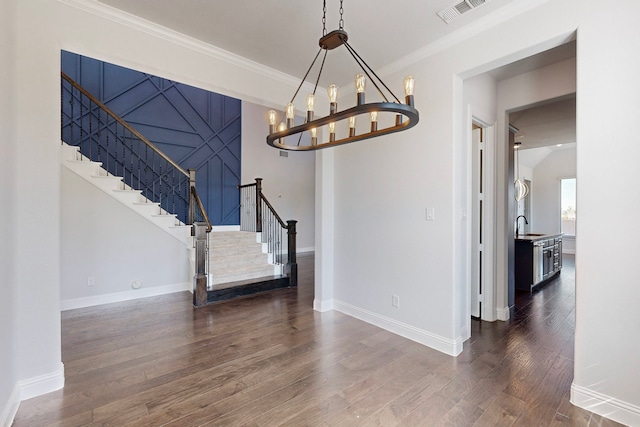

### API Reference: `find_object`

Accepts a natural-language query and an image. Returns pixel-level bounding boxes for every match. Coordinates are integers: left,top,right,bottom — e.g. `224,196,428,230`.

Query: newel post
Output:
192,222,208,307
255,178,263,233
287,220,298,287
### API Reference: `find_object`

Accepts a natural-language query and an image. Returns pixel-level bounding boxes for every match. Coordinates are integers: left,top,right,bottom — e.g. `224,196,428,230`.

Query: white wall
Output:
0,0,20,424
572,3,640,424
530,147,576,234
241,102,315,252
60,168,191,308
13,0,65,405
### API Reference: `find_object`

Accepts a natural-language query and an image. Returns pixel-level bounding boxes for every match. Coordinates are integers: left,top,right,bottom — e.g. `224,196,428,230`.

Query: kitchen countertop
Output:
515,233,563,242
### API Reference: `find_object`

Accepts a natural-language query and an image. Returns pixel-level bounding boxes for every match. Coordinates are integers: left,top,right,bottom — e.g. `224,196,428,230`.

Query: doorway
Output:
507,95,576,308
464,40,577,326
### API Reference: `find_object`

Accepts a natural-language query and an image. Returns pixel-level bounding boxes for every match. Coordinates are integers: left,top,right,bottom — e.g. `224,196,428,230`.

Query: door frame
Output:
466,105,497,324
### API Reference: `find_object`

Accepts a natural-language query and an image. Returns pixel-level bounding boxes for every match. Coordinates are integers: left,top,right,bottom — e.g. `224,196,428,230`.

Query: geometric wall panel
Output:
61,51,241,225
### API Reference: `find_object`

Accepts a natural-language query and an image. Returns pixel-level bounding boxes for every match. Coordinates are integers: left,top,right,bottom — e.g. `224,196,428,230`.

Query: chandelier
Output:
266,0,420,151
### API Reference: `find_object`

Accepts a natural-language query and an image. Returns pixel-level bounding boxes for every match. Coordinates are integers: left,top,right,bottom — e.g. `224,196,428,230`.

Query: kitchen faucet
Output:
516,215,528,236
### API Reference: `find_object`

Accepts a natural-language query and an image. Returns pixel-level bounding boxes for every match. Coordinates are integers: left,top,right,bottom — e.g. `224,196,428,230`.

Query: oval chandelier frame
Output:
267,101,419,151
266,3,419,151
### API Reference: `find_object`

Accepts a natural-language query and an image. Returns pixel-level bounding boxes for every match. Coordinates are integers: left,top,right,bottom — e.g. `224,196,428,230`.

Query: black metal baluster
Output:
122,131,126,183
159,163,163,212
172,168,175,215
68,83,74,146
105,116,109,175
144,144,149,200
184,176,188,224
129,135,133,189
91,100,96,160
137,139,141,190
96,107,101,162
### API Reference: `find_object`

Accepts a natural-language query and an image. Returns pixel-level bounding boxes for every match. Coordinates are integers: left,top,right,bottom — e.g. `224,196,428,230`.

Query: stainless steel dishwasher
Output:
533,238,555,284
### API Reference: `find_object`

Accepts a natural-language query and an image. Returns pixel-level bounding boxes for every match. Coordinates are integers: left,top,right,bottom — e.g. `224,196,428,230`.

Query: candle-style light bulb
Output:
277,122,286,144
327,84,338,103
268,109,277,133
349,116,357,137
328,84,338,114
355,74,366,93
328,122,336,142
285,102,295,128
404,75,415,107
310,127,318,146
370,111,378,132
355,74,366,105
306,94,315,121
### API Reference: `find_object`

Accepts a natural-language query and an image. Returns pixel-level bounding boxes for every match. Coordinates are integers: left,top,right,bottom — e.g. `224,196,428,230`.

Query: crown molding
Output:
378,0,551,78
58,0,316,96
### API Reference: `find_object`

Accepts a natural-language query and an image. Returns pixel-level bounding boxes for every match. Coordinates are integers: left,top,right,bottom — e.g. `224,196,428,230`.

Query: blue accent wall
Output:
61,51,241,225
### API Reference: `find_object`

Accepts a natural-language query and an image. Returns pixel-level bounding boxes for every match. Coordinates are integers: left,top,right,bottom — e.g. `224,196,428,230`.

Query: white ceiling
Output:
97,0,519,88
511,95,576,149
97,0,576,150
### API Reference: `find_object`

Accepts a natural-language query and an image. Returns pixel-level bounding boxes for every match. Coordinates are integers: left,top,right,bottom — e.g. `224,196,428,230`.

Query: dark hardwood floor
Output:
14,253,622,426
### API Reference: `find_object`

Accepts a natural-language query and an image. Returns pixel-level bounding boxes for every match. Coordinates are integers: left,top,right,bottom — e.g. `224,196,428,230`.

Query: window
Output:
561,178,576,236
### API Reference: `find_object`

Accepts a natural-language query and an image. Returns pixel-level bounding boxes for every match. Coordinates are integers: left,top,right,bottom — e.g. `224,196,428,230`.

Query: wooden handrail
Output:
61,71,189,178
238,182,257,189
259,193,287,229
190,186,212,232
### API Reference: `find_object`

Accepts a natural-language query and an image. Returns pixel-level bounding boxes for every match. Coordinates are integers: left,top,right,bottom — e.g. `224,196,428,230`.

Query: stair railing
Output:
239,178,297,286
61,71,193,225
61,72,213,305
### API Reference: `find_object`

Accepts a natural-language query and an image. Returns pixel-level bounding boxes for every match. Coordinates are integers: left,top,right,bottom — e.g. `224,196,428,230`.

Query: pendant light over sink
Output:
266,0,420,151
514,141,529,201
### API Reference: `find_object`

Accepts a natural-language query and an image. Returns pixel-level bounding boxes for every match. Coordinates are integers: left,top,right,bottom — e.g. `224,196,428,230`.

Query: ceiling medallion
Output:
266,0,419,151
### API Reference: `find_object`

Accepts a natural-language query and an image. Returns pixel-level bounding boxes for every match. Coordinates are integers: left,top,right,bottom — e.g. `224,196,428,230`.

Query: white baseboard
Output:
571,382,640,426
18,363,65,401
333,299,463,356
313,299,334,312
61,282,191,311
496,306,510,321
0,384,20,427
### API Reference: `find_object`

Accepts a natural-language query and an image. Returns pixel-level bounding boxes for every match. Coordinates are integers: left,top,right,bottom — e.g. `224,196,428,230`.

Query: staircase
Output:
60,71,296,306
207,231,288,302
60,142,192,245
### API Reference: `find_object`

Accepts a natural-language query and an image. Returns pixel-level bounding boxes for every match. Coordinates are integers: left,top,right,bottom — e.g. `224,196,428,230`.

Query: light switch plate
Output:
426,207,435,221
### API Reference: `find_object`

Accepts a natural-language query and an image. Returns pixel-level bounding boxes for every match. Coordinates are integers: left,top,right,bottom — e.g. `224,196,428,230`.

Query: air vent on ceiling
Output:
437,0,492,24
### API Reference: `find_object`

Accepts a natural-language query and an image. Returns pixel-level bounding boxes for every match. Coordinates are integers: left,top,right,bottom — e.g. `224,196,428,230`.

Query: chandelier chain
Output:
339,0,344,30
322,0,327,36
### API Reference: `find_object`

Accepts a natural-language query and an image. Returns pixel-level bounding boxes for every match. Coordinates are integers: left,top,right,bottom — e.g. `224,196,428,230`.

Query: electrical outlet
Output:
87,276,95,286
392,295,400,308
